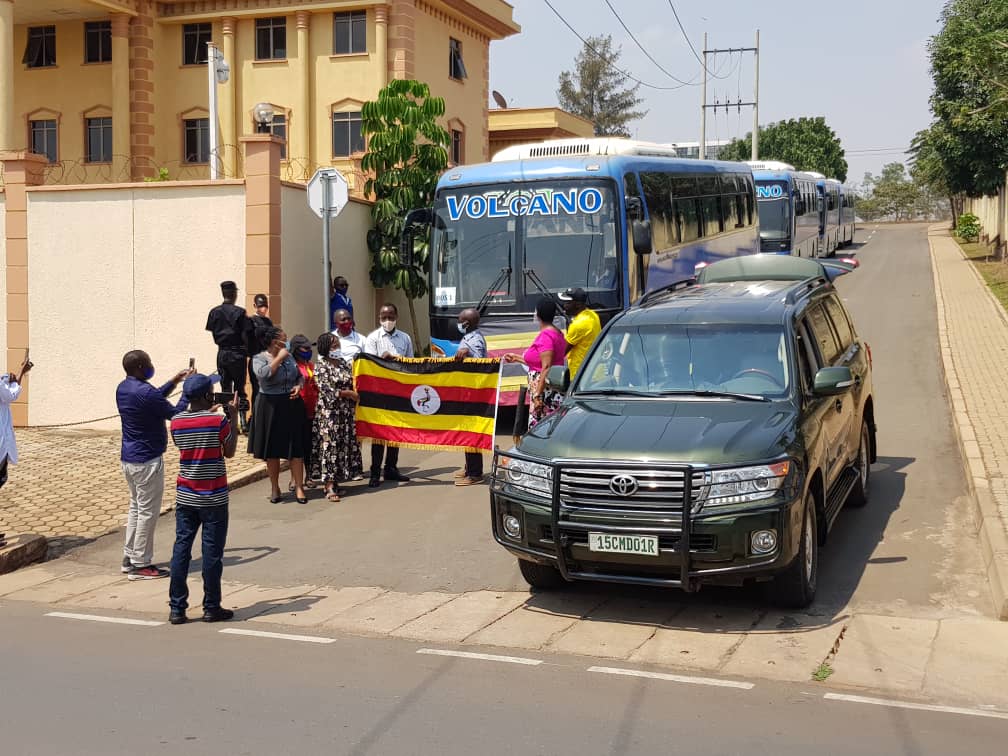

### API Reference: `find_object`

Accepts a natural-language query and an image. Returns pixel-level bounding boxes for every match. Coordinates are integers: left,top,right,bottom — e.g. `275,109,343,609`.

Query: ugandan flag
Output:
354,355,501,452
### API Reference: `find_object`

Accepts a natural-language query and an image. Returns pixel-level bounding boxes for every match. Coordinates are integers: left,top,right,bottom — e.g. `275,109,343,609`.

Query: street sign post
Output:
307,168,350,333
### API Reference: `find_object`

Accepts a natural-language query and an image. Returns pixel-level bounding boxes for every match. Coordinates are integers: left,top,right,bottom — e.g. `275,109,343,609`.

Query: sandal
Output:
326,489,340,502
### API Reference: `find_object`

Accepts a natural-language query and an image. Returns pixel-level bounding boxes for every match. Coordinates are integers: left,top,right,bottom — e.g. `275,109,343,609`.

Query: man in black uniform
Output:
205,281,249,433
245,293,273,414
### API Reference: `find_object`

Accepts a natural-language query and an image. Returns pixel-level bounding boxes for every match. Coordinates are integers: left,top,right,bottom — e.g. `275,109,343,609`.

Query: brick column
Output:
128,1,156,180
220,17,237,176
1,152,47,427
388,0,416,81
295,11,311,167
0,0,14,150
111,14,131,163
241,135,284,323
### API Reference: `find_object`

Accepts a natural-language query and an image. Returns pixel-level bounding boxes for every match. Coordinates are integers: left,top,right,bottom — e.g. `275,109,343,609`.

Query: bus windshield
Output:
430,181,619,311
757,197,791,241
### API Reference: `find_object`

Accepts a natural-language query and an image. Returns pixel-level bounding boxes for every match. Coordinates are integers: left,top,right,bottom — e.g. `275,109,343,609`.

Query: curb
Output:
928,225,1008,621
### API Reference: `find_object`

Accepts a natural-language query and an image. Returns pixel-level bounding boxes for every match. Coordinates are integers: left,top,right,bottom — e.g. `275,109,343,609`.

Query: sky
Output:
489,0,946,187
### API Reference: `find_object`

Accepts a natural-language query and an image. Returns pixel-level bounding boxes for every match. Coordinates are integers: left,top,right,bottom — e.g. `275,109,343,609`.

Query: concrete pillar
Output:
128,1,156,180
375,5,389,90
388,0,415,81
111,14,131,163
241,135,284,322
1,152,47,427
295,11,311,169
220,17,237,176
0,0,14,150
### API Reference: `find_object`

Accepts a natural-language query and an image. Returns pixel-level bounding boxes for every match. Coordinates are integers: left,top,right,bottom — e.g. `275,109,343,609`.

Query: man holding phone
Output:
0,353,33,489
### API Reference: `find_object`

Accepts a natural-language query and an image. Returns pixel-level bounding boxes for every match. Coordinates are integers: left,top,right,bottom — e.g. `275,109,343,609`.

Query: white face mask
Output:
328,349,340,359
381,319,396,334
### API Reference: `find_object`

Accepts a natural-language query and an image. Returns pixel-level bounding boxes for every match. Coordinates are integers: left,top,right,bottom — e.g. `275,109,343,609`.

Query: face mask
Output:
381,319,396,334
296,349,312,361
328,349,341,359
457,322,468,335
337,323,353,336
143,366,155,381
284,340,291,350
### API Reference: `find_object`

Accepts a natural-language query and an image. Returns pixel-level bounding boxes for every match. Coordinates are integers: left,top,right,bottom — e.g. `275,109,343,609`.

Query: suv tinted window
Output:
823,295,854,351
794,322,816,393
806,303,841,364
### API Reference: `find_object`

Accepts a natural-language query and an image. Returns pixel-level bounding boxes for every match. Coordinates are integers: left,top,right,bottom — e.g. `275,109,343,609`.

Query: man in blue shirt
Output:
453,308,489,486
329,275,354,324
116,350,191,580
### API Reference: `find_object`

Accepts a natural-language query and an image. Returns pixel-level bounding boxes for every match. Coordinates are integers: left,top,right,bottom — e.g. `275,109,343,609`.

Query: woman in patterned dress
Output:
312,332,363,502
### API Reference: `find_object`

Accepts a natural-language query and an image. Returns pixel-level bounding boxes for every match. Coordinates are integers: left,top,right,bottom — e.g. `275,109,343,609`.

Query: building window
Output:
451,129,463,165
86,117,112,163
184,118,211,163
255,17,287,60
332,111,364,157
334,11,367,54
449,38,467,80
23,26,56,68
84,21,112,63
30,120,58,163
271,114,287,159
183,23,212,65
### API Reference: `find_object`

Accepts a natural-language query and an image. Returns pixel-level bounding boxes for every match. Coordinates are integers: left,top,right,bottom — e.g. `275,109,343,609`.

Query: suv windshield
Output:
576,323,791,398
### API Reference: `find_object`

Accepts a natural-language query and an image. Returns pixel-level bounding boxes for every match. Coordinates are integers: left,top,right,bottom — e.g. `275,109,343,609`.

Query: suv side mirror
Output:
812,366,854,396
545,365,570,394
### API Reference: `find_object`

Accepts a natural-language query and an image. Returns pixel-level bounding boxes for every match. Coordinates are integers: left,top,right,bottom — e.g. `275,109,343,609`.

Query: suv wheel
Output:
846,419,872,508
518,558,566,590
769,492,818,609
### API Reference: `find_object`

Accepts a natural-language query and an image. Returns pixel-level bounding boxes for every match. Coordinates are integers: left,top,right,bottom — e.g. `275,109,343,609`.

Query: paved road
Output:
61,223,988,617
1,601,1003,755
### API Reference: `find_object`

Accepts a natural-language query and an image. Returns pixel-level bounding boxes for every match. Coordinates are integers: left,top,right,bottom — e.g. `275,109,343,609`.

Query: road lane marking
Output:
46,611,163,627
219,628,336,644
417,649,543,666
588,666,754,690
823,693,1008,720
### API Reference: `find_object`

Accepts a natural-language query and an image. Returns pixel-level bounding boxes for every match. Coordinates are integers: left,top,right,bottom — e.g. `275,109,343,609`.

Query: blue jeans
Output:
169,504,228,613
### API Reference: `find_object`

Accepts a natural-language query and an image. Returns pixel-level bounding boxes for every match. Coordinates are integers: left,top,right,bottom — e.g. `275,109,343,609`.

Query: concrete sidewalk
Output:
929,225,1008,619
0,428,266,558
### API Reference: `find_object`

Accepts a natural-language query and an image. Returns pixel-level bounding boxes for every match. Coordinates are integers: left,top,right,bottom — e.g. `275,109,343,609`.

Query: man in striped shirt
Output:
167,373,239,625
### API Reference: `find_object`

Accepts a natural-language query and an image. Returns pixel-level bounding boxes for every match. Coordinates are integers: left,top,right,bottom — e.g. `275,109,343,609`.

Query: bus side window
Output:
640,172,677,250
676,197,700,243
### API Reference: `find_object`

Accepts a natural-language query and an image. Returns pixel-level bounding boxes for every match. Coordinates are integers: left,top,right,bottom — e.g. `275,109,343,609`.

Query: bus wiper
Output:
655,389,770,402
477,241,512,316
523,267,566,318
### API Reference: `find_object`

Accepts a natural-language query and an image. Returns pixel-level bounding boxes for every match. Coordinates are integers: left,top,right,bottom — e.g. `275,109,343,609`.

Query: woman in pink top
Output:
504,298,567,427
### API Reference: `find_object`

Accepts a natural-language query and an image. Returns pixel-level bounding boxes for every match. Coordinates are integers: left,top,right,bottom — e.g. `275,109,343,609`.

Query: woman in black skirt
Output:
249,326,307,503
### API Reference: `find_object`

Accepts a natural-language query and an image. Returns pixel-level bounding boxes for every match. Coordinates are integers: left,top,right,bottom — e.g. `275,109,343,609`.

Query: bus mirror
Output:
632,219,652,256
626,196,643,220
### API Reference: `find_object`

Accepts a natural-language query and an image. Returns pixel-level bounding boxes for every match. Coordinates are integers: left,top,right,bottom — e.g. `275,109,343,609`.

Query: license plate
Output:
588,532,659,556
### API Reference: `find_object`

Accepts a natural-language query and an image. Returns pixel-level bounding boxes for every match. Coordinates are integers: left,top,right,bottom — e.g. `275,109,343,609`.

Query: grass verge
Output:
955,238,1008,315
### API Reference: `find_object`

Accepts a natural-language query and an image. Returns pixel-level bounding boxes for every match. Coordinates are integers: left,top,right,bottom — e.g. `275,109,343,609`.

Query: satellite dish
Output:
492,90,508,109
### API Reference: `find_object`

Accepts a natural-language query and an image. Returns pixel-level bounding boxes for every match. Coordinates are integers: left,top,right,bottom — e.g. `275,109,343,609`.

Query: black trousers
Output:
216,350,248,411
370,444,400,476
464,452,484,477
247,359,261,411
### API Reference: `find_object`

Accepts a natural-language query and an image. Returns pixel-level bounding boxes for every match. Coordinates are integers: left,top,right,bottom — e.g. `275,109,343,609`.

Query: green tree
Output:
361,79,449,337
720,117,848,181
557,35,646,137
909,125,957,224
928,0,1008,196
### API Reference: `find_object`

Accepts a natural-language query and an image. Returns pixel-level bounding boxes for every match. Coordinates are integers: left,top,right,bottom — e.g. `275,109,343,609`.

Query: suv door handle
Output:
834,398,843,413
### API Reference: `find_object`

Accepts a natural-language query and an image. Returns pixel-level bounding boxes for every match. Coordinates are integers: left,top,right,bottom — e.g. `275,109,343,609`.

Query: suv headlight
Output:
494,455,553,500
701,461,789,508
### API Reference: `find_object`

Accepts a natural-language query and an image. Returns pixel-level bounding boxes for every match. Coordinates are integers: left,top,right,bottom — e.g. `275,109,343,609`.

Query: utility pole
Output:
699,32,759,161
207,43,219,180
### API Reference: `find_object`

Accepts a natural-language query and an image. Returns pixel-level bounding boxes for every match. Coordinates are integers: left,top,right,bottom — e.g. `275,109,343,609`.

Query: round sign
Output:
411,384,441,415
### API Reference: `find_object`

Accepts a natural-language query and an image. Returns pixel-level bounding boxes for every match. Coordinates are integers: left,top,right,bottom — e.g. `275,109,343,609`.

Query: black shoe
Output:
384,469,410,483
121,556,132,574
368,475,381,488
202,607,234,623
169,611,187,625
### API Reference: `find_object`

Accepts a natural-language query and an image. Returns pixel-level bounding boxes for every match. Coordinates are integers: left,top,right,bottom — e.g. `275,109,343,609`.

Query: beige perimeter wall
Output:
26,182,246,429
0,192,6,370
966,179,1008,253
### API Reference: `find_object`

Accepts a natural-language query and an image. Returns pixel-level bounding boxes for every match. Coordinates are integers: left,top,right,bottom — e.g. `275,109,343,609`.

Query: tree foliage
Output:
361,79,449,333
854,163,950,222
557,35,646,137
719,117,848,181
926,0,1008,197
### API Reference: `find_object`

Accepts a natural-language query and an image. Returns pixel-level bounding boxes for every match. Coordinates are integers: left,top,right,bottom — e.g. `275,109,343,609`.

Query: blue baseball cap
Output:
182,373,220,400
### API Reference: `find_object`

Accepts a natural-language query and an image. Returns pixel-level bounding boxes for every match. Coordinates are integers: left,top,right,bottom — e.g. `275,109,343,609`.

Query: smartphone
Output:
188,356,196,370
213,391,235,405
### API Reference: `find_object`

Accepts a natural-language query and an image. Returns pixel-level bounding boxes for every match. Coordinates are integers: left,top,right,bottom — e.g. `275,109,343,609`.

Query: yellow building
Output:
488,106,594,159
0,0,520,186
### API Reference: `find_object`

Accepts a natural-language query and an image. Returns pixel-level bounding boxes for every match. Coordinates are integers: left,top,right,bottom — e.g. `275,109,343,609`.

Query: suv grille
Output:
559,467,707,511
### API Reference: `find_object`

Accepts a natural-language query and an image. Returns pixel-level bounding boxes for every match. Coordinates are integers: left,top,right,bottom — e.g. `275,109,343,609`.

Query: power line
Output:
542,0,687,91
601,0,699,87
668,1,731,79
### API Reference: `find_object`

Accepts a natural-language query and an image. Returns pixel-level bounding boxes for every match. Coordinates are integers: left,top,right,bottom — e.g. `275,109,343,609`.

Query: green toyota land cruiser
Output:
490,255,876,607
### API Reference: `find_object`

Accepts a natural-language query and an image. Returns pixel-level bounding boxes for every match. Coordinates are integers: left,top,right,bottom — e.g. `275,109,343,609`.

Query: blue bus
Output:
814,176,842,256
838,184,857,248
400,138,760,404
749,161,820,257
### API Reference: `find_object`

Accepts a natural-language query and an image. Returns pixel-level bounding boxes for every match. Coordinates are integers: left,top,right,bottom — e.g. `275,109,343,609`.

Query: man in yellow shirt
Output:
559,287,601,377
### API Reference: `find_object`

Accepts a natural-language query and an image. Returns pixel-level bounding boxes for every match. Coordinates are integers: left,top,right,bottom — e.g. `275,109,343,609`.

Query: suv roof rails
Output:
638,277,696,306
784,276,830,304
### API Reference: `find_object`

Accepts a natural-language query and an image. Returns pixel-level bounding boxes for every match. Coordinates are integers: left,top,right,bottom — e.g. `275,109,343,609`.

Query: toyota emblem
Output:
609,474,639,497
